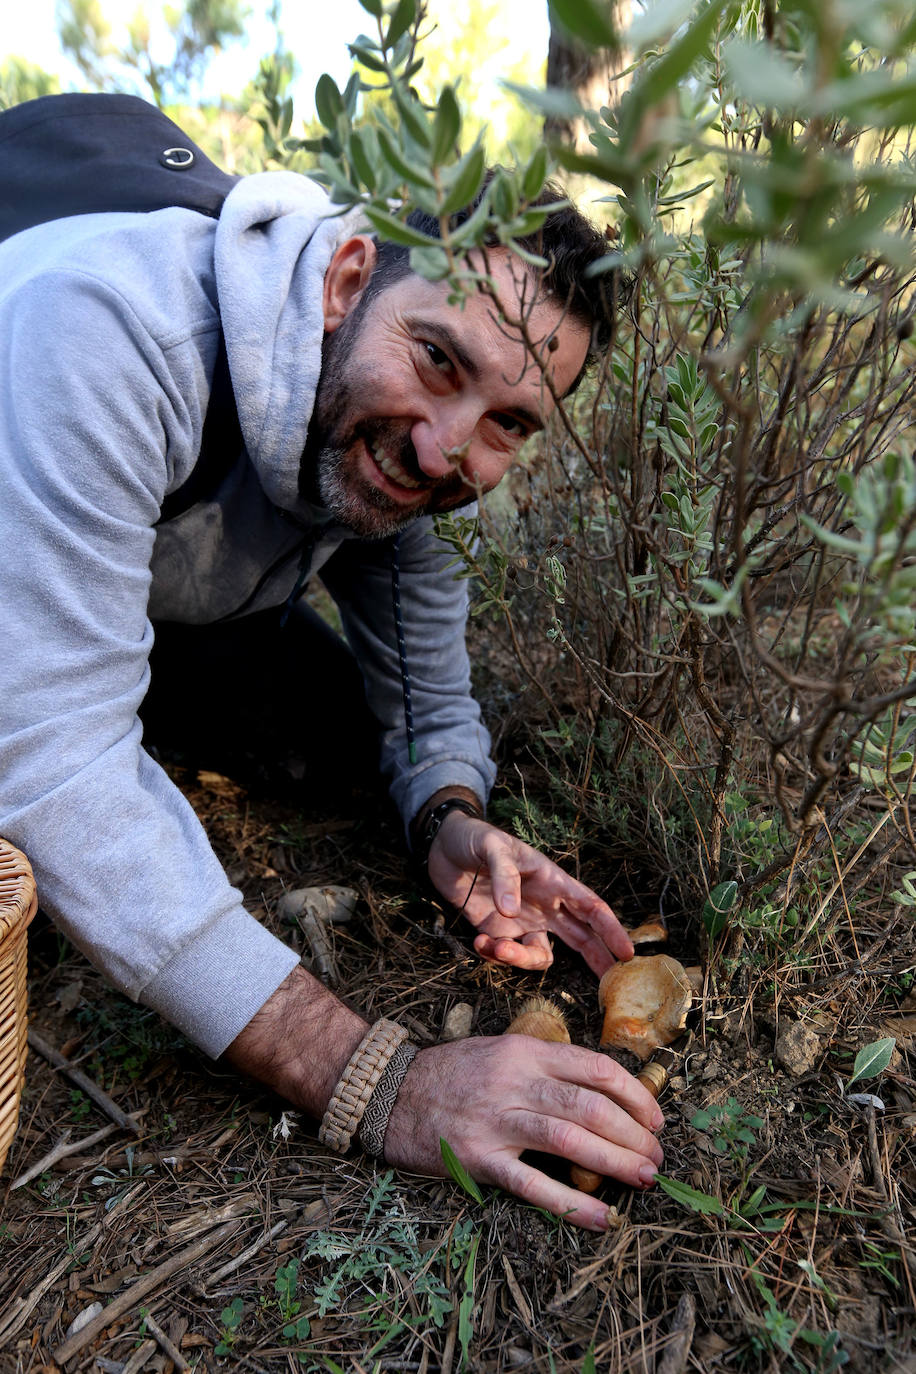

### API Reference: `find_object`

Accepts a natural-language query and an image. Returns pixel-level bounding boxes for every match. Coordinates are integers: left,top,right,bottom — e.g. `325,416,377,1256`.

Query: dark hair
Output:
363,171,625,382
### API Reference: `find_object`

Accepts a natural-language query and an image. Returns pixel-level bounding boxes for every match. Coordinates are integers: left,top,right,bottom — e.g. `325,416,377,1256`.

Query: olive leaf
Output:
847,1036,895,1089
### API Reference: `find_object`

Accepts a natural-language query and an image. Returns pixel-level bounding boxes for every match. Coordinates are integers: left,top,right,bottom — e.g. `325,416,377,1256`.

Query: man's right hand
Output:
227,967,664,1231
382,1034,665,1230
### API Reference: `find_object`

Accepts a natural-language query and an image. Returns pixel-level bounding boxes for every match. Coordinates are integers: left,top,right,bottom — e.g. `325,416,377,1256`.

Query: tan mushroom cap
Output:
626,918,668,946
597,954,692,1061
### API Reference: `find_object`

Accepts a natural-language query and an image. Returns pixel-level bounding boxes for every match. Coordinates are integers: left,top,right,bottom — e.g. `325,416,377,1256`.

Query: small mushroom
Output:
505,996,571,1043
598,955,692,1062
626,917,668,946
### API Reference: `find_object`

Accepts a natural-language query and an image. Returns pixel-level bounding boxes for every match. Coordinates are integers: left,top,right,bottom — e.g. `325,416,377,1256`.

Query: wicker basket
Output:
0,838,37,1174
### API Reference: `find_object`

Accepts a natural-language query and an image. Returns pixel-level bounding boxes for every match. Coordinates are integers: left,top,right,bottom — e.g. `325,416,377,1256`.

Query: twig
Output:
165,1194,257,1238
122,1339,158,1374
9,1122,119,1191
204,1217,288,1288
439,1313,457,1374
51,1144,221,1173
142,1311,191,1372
864,1105,916,1287
27,1028,143,1136
53,1217,242,1365
657,1292,696,1374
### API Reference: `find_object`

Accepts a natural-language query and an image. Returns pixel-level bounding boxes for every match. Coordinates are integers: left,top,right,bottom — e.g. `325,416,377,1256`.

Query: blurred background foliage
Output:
2,0,914,980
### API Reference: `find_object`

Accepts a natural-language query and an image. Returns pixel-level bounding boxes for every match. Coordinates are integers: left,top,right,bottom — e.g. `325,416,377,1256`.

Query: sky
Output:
0,0,549,125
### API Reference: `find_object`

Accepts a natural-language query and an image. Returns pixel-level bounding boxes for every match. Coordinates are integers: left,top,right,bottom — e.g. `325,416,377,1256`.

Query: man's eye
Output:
423,342,452,371
494,414,526,437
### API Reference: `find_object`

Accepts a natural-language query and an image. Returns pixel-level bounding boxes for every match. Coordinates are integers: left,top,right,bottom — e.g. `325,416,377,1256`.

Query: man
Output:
0,164,664,1227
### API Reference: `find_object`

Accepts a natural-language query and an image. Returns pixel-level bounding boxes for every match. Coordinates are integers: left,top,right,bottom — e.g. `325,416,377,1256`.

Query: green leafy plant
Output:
273,1258,311,1346
214,1296,245,1357
300,1172,476,1357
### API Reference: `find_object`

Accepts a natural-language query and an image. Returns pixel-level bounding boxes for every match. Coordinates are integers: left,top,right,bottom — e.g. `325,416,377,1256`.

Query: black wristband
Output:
414,798,481,868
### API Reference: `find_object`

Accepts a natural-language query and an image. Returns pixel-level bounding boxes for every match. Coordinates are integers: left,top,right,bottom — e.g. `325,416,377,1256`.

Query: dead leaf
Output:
196,770,242,798
56,981,83,1014
884,1015,916,1045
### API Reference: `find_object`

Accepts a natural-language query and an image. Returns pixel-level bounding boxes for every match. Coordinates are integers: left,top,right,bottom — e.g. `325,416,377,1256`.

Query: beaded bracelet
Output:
319,1018,410,1153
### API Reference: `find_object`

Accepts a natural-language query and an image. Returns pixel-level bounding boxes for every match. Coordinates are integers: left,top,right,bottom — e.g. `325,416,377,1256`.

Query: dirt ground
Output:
2,763,915,1373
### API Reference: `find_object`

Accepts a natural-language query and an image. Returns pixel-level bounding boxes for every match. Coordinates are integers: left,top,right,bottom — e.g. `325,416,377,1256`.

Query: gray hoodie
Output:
0,173,496,1055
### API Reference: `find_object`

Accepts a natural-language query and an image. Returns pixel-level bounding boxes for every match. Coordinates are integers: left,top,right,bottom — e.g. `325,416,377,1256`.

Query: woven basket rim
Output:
0,836,35,1176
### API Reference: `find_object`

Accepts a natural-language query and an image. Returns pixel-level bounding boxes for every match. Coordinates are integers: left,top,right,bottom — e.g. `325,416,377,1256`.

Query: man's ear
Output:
322,235,378,333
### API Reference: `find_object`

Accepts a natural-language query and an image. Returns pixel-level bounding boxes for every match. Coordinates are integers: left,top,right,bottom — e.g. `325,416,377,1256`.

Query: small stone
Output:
442,1002,474,1041
775,1020,822,1077
64,1302,103,1340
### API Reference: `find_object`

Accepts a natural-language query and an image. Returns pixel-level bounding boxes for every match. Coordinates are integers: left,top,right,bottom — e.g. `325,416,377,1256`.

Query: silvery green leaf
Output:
548,0,619,50
723,38,806,109
409,245,451,281
847,1036,896,1088
627,0,695,52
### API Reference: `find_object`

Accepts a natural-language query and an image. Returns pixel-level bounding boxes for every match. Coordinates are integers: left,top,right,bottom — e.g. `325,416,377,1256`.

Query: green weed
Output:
214,1296,245,1357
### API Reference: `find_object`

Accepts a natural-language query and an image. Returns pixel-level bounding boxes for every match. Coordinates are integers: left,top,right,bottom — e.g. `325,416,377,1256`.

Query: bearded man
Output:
0,157,664,1226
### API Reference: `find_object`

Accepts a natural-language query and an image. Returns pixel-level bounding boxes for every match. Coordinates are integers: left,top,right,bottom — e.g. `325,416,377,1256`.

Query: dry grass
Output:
2,759,914,1373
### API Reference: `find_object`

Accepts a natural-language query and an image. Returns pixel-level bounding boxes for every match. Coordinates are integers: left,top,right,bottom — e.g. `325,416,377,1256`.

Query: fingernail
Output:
652,1109,665,1130
638,1164,658,1186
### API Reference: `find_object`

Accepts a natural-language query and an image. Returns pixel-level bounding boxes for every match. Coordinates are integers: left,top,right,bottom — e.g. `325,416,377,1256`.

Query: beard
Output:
300,305,472,540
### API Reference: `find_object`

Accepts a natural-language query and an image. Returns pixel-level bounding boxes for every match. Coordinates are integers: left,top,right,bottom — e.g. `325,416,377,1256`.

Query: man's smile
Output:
367,439,424,493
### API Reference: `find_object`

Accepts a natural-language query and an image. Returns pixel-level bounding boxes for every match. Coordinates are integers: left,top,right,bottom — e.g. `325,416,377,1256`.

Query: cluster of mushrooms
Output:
504,920,701,1194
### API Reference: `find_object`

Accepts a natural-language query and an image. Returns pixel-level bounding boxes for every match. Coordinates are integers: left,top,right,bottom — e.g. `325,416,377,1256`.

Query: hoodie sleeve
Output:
0,268,299,1057
320,515,498,832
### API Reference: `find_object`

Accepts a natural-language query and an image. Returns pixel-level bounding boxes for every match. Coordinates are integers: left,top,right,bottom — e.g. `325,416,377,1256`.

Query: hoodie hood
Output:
214,173,362,513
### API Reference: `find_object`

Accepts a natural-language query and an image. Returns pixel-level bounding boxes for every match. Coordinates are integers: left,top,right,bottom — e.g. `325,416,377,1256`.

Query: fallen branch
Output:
9,1122,119,1191
27,1029,142,1136
204,1217,288,1288
122,1339,158,1374
53,1217,242,1365
143,1310,191,1372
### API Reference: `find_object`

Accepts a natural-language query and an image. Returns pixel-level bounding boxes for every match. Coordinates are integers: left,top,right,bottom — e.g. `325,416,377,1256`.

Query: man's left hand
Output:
427,812,634,975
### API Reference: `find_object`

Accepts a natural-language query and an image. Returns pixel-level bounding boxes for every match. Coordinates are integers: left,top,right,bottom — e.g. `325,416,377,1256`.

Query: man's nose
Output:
411,413,477,481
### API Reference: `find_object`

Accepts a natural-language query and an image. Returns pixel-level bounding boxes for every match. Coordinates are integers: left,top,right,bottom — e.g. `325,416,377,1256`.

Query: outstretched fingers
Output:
560,889,635,963
485,1153,655,1232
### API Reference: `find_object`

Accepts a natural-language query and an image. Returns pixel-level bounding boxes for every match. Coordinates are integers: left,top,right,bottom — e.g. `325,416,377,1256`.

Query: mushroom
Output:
504,996,571,1043
597,955,693,1062
626,917,669,946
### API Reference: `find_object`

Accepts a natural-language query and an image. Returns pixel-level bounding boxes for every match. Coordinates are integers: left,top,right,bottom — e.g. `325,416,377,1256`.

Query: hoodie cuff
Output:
140,904,301,1058
397,760,493,841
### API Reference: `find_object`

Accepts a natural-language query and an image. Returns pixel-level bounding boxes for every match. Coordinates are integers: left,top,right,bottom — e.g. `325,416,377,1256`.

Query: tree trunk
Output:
545,0,632,149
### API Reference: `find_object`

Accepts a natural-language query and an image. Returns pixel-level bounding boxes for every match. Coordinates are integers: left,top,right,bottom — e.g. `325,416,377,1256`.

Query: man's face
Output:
302,240,591,539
